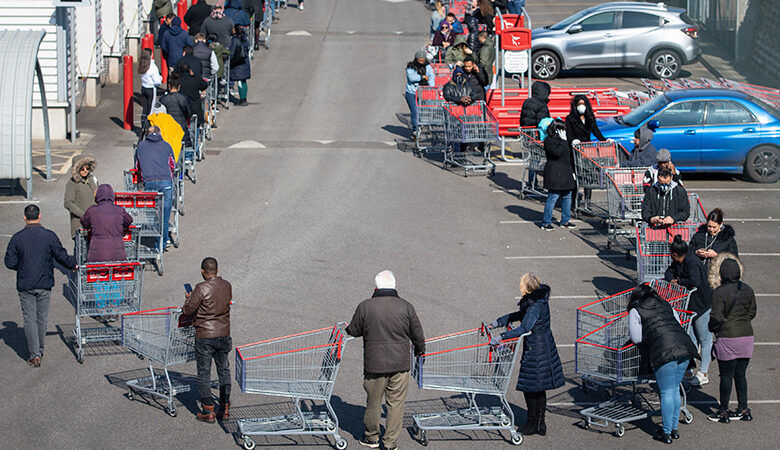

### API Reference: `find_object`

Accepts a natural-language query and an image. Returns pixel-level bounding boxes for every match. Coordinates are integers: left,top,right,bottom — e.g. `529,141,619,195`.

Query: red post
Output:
192,0,197,4
141,34,154,57
177,1,188,32
123,55,134,130
161,56,168,84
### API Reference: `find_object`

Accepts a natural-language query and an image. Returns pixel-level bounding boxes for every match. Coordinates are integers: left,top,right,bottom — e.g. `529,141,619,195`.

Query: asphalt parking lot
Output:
0,1,777,449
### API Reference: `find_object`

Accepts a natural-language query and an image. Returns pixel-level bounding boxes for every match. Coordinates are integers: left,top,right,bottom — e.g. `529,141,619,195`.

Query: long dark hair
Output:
546,118,565,138
407,58,428,77
670,234,688,257
626,284,663,312
138,48,152,74
570,94,596,124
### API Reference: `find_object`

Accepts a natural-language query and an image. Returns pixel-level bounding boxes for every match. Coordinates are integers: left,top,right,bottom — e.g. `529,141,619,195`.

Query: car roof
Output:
591,2,684,13
664,89,752,100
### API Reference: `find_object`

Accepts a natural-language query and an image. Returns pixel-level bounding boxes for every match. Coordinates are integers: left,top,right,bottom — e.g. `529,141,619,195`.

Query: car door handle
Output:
684,129,696,135
602,33,613,38
742,127,756,133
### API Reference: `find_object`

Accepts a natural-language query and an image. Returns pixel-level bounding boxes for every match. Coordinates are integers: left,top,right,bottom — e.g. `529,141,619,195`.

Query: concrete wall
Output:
748,0,780,85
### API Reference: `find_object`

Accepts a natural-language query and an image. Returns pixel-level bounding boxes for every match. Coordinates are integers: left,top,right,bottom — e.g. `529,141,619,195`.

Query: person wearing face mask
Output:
641,168,690,227
643,148,682,193
689,208,739,269
620,125,657,168
540,119,577,231
666,235,712,389
565,95,608,212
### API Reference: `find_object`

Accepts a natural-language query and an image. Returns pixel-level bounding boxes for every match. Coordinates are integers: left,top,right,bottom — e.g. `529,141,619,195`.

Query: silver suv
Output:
530,2,701,80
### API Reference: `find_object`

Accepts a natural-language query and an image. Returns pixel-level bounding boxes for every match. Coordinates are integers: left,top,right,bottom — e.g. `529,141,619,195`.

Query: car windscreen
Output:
622,94,672,126
747,95,780,121
549,8,593,30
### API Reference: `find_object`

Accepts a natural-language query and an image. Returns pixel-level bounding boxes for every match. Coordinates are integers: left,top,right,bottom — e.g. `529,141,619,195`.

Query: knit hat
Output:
414,49,427,61
657,148,671,162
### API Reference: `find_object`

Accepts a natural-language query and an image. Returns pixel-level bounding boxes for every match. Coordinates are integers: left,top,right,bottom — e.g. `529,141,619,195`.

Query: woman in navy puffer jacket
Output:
489,273,564,437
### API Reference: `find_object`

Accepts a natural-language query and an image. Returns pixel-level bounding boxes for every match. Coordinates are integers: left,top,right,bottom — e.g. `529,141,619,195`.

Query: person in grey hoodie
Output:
621,125,657,167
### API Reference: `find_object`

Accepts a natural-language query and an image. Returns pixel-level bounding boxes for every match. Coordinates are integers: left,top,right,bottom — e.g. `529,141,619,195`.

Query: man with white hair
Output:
346,270,426,450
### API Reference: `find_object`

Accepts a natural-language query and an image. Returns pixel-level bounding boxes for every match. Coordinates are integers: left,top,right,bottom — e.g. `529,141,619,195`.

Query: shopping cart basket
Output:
235,323,352,450
635,222,703,283
203,78,216,141
411,323,529,446
577,309,696,436
430,63,452,87
573,141,629,216
75,226,140,265
257,0,274,50
415,86,446,154
169,166,183,250
605,168,645,251
121,307,196,417
688,192,706,223
183,114,201,183
123,168,143,191
443,101,498,176
115,192,165,275
517,127,546,199
72,261,144,363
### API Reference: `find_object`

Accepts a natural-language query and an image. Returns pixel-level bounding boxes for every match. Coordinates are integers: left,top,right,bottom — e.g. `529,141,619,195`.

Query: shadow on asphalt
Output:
104,367,200,416
54,323,132,361
0,321,30,361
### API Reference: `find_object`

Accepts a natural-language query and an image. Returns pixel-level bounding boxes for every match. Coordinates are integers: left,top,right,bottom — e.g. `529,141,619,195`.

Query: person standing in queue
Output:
539,119,577,231
689,208,739,270
135,125,176,250
565,95,608,213
63,154,97,245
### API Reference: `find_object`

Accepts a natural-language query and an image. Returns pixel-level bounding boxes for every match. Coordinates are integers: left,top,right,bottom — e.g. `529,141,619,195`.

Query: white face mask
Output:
557,130,567,141
577,104,587,115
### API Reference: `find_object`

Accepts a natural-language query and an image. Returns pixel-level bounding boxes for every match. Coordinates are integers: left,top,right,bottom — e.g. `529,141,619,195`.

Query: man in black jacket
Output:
159,75,193,139
462,56,487,98
346,270,425,450
4,205,76,367
178,63,208,126
520,81,551,128
184,0,212,36
641,168,690,226
176,46,203,79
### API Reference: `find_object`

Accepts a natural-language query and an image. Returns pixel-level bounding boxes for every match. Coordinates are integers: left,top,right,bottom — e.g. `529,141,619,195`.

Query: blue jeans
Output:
506,0,526,14
542,190,572,226
653,357,689,434
688,308,712,375
405,91,418,129
144,179,173,248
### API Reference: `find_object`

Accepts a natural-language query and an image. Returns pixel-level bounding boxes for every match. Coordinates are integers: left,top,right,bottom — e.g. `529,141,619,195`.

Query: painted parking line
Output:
500,218,780,224
686,188,780,192
548,400,780,407
506,253,780,260
557,343,780,348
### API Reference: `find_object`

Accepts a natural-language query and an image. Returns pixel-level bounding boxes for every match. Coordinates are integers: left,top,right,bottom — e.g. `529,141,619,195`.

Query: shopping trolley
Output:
183,115,200,183
203,78,215,141
576,308,696,436
121,307,196,417
635,221,703,283
605,168,645,251
115,192,165,275
123,169,143,192
411,323,529,446
573,141,630,217
443,101,498,176
415,86,446,154
75,226,140,265
430,63,453,87
218,55,231,108
235,323,352,450
688,192,707,223
517,127,546,199
72,261,144,363
256,0,274,50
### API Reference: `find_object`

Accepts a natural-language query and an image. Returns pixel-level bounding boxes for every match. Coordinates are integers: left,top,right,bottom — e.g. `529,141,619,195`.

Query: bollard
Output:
192,0,197,4
177,1,188,32
123,55,133,130
161,56,168,84
141,34,154,58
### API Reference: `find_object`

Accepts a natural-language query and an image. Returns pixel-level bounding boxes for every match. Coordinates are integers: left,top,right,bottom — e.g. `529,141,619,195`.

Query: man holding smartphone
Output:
183,257,232,423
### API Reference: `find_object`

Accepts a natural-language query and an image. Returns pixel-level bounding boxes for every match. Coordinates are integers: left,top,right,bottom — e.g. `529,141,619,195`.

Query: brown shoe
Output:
196,404,216,423
216,402,230,420
27,357,40,368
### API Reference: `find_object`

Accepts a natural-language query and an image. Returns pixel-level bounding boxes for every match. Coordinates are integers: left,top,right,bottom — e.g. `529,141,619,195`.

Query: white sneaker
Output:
298,3,304,10
690,371,709,386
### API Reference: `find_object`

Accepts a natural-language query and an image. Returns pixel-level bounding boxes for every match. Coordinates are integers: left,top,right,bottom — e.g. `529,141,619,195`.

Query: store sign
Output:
501,28,532,51
504,51,529,73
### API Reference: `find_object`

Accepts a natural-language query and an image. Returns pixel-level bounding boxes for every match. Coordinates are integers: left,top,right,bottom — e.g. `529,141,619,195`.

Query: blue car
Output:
598,89,780,183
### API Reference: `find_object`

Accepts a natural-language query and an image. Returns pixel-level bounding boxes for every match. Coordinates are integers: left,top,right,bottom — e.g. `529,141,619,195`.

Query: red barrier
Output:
123,55,133,130
161,56,168,84
177,1,188,31
141,34,154,58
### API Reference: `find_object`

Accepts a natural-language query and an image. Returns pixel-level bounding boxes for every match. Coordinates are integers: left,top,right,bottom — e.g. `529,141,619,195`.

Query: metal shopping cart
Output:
430,63,452,87
688,192,707,223
75,227,140,265
411,323,529,446
115,192,165,275
576,308,696,436
573,141,630,217
635,221,703,283
415,86,446,155
121,307,196,417
235,323,352,450
184,114,204,179
257,0,274,50
72,261,144,363
605,168,645,252
203,78,215,141
123,168,143,192
517,127,546,199
443,101,498,176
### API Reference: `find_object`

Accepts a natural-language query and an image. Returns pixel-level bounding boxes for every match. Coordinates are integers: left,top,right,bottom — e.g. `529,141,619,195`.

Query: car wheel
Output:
744,145,780,183
532,51,560,80
649,49,682,79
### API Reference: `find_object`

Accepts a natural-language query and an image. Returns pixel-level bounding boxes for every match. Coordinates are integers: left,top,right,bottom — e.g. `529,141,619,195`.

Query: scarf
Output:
211,8,225,19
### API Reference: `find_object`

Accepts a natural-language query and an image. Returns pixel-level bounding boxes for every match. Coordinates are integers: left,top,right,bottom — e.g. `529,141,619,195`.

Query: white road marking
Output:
315,140,334,144
558,342,779,347
382,141,396,146
346,31,355,34
740,253,780,256
505,254,628,260
500,219,586,224
286,30,312,36
228,140,266,149
548,400,780,407
394,31,404,35
523,294,780,299
688,188,780,192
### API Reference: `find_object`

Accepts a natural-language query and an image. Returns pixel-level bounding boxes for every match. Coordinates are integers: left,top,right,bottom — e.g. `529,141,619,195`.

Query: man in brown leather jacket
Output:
183,257,232,423
346,270,425,450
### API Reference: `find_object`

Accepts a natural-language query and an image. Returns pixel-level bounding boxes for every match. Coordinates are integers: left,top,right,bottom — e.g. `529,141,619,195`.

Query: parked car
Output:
531,2,701,80
598,89,780,183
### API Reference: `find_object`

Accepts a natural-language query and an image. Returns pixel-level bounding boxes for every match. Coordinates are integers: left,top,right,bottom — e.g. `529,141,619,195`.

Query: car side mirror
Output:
567,24,583,34
647,119,660,130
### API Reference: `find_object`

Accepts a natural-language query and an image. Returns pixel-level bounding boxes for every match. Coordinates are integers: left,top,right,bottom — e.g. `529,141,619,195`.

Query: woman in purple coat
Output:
80,184,133,263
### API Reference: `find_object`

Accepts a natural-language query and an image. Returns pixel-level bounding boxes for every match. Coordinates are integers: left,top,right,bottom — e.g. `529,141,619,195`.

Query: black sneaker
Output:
358,438,379,448
652,429,672,444
561,222,577,229
708,410,730,423
670,429,680,440
540,224,555,232
730,409,753,421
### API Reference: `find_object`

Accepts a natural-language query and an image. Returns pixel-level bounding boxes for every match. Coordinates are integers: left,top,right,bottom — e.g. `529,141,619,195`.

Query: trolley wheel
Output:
335,438,348,450
242,436,256,450
607,240,613,249
682,409,693,424
615,424,625,437
511,433,523,445
167,406,177,417
420,430,428,446
77,349,84,364
490,167,496,176
581,420,591,430
326,421,337,432
156,260,164,276
264,40,270,50
500,416,512,427
127,390,134,400
173,235,180,249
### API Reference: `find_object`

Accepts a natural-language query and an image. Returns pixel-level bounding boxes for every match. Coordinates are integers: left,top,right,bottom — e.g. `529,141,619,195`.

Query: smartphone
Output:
184,283,193,294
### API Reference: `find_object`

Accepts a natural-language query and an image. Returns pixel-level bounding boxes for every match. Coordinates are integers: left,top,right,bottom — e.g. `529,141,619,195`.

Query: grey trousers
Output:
363,371,410,448
18,289,52,359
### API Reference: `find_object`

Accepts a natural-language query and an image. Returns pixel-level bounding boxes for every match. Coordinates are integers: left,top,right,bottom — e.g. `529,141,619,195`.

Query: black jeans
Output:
718,358,750,411
195,336,232,406
523,390,546,417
